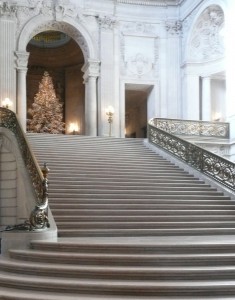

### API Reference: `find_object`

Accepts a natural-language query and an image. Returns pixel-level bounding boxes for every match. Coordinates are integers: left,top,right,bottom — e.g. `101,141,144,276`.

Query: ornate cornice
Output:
165,20,182,35
117,0,185,6
0,2,16,17
98,15,117,30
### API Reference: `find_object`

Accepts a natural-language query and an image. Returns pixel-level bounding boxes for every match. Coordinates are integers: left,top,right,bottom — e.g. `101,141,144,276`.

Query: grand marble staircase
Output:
1,133,235,299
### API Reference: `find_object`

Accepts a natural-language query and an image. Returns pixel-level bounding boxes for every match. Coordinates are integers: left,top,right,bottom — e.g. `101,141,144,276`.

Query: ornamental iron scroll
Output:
0,107,50,230
150,118,229,139
148,121,235,191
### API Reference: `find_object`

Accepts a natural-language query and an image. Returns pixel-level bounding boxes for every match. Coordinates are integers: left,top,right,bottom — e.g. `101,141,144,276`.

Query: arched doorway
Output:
26,30,85,134
16,15,99,135
26,31,85,134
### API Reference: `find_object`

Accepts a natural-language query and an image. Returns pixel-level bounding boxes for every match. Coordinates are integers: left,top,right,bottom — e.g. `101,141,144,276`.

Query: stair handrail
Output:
0,107,50,230
148,118,235,191
150,118,230,139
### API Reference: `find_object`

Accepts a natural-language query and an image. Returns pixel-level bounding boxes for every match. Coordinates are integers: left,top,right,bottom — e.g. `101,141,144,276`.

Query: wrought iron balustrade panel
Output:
149,124,235,191
150,118,229,138
0,108,43,203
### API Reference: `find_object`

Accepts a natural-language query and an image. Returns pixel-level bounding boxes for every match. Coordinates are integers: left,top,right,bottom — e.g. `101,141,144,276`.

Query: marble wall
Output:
0,0,229,137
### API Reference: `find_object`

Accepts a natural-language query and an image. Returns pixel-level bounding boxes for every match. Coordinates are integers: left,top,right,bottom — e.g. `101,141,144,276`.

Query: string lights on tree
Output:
27,71,65,134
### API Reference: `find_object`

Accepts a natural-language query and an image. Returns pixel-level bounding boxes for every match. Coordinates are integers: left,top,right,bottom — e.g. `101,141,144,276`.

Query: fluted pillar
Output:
15,51,29,132
226,0,235,139
182,72,200,120
0,7,16,111
202,77,211,121
82,59,100,136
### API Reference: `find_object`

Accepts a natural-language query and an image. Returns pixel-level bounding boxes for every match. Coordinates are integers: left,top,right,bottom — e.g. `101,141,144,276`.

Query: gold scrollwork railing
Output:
150,118,230,139
148,119,235,191
0,107,50,230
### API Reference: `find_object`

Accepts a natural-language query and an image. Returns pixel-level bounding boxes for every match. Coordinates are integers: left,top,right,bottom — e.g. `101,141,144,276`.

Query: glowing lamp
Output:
69,122,79,134
2,98,13,109
105,105,114,137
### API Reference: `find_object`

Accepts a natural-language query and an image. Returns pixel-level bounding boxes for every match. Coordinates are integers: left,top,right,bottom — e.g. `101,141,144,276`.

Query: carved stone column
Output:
226,0,235,139
98,15,117,136
82,59,100,136
15,51,30,132
202,77,211,121
0,3,17,111
182,71,200,120
165,20,182,118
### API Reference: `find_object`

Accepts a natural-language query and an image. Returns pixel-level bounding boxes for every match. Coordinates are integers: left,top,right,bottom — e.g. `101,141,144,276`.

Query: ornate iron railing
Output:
0,107,50,230
148,119,235,191
150,118,230,139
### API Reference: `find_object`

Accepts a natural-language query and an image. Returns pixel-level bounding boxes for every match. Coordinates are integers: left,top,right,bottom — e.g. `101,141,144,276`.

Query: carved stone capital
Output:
165,20,182,35
98,15,117,31
82,59,100,82
15,51,30,70
0,2,16,17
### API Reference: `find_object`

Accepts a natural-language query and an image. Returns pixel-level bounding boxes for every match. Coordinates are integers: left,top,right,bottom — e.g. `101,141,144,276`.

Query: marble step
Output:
55,221,235,230
30,239,235,254
48,184,217,190
57,228,235,237
54,214,235,222
48,199,233,205
49,170,196,182
51,209,235,216
49,194,229,199
49,204,235,211
48,179,207,185
2,258,235,281
9,248,235,267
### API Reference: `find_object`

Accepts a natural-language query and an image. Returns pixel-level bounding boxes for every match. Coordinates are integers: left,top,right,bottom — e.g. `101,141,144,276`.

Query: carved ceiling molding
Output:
0,2,17,17
117,0,184,6
165,20,182,35
29,21,89,61
188,5,224,62
120,21,159,79
98,15,117,31
10,0,93,61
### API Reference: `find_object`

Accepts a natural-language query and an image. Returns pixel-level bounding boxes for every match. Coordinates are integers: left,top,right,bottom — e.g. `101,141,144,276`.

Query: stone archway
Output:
182,4,225,121
15,3,100,135
26,31,86,134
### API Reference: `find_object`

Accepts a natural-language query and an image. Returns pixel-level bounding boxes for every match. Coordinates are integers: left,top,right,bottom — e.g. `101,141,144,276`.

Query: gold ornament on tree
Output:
27,71,65,134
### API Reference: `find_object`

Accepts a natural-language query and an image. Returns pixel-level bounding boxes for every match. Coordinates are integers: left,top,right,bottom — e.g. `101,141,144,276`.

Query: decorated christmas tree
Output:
27,71,65,134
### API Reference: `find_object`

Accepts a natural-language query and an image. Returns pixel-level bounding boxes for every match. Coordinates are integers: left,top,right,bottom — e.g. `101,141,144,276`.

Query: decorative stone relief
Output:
56,0,78,19
15,51,30,70
120,21,159,78
120,24,159,78
188,5,224,61
98,15,117,31
82,59,100,82
165,20,182,36
122,21,155,36
29,21,89,61
127,53,152,76
0,2,17,17
15,0,85,37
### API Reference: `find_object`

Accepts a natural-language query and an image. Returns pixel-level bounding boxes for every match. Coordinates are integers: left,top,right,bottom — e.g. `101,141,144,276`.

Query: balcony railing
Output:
0,107,49,230
148,118,235,191
150,118,230,139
